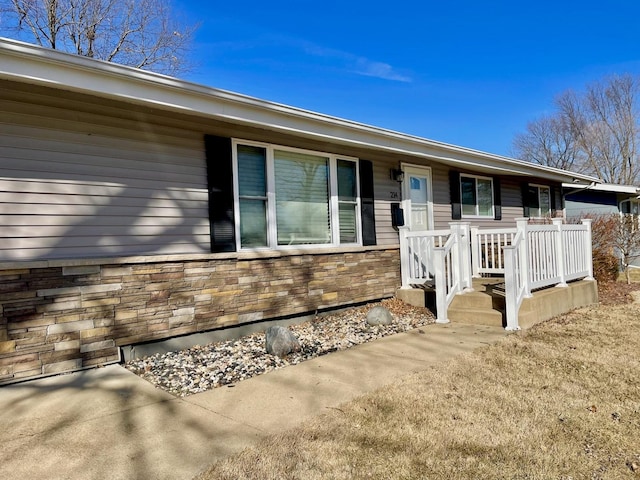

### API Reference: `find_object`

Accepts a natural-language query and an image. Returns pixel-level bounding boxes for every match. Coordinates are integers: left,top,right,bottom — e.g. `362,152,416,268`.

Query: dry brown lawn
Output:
196,294,640,479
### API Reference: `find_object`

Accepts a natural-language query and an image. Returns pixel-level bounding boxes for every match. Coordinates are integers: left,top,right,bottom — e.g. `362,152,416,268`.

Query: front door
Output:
401,164,433,231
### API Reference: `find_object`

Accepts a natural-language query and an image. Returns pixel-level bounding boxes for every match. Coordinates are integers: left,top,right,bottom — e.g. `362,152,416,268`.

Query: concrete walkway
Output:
0,322,508,480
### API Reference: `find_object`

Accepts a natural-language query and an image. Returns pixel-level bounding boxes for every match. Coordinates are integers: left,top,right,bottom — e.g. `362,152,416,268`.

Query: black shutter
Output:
449,171,461,220
359,160,376,246
204,135,236,252
550,186,557,212
493,177,502,220
521,182,531,217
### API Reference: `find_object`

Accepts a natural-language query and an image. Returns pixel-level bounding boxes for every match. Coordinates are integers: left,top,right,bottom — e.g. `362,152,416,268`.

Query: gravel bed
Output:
125,298,435,397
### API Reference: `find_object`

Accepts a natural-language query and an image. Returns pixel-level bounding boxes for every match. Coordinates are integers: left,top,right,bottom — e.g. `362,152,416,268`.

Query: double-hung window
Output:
234,140,361,249
460,174,494,217
527,184,551,217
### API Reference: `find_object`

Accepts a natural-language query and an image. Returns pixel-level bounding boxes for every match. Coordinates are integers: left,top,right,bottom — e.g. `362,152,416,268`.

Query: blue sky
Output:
175,0,640,157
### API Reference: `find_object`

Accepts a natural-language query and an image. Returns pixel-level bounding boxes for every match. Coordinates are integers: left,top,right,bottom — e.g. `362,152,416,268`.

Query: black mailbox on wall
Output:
391,203,404,228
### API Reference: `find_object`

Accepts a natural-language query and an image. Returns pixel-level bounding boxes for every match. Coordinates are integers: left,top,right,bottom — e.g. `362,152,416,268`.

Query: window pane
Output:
239,199,267,247
237,145,266,197
477,179,493,216
539,187,551,215
461,177,476,216
339,203,357,243
337,160,356,201
337,160,357,243
410,176,428,204
274,150,330,245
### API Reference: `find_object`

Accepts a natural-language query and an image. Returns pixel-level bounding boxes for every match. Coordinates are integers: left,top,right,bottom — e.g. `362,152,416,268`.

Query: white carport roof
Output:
562,183,639,195
0,37,601,185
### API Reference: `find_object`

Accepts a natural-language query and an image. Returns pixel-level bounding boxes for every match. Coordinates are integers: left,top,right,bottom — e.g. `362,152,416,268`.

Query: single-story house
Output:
0,38,600,383
564,182,640,218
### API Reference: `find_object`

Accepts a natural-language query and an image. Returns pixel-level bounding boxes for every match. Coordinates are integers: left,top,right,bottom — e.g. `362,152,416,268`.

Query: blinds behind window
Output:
275,150,330,245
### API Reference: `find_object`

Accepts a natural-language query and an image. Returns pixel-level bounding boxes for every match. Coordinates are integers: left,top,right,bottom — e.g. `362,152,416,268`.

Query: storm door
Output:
401,164,433,231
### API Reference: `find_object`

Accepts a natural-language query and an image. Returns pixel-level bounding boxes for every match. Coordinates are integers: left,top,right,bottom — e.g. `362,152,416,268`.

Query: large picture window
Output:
233,140,361,249
275,150,330,245
460,174,494,217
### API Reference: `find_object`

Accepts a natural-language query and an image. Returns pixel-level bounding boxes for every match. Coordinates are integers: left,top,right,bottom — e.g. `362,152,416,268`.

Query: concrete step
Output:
471,277,505,292
449,291,499,310
446,306,504,327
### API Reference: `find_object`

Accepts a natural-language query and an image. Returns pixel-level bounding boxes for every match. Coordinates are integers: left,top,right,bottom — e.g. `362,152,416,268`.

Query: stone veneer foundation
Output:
0,247,400,384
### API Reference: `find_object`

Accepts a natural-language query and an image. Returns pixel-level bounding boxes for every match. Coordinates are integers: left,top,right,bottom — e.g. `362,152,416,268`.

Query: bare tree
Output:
513,114,584,171
513,75,640,184
0,0,197,75
612,214,640,284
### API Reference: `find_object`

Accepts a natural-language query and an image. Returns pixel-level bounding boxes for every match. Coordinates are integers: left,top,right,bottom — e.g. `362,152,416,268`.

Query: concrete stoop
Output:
396,278,599,330
517,279,598,329
447,290,504,327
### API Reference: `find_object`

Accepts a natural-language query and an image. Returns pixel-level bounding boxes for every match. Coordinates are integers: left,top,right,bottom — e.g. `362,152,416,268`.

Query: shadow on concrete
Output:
0,365,261,480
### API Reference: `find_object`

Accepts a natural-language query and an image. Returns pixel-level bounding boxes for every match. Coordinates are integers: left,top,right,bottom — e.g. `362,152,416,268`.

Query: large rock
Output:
265,326,301,358
366,306,394,326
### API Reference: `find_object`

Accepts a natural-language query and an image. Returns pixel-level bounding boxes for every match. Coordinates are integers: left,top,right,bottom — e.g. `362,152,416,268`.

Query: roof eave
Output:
0,37,600,185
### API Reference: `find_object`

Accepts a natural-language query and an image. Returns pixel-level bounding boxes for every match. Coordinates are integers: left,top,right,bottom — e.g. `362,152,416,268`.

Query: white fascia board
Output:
561,182,639,194
0,38,600,184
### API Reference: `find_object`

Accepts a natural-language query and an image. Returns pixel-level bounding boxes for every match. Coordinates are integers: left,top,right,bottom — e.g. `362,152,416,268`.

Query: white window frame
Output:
528,184,551,218
232,139,361,250
460,173,495,218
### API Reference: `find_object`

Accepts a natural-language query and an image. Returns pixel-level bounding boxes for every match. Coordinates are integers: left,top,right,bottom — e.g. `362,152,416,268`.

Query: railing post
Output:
470,226,480,277
451,227,461,294
433,248,449,324
503,244,520,331
581,218,594,281
515,218,532,298
450,222,473,291
552,218,568,287
398,226,412,288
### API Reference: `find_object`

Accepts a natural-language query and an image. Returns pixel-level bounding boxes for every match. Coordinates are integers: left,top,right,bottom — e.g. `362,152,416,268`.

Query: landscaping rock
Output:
366,306,394,326
265,325,301,358
126,298,435,397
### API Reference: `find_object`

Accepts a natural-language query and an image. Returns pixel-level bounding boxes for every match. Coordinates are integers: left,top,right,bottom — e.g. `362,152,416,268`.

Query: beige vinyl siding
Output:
431,163,454,229
0,94,209,262
499,177,528,222
372,157,402,245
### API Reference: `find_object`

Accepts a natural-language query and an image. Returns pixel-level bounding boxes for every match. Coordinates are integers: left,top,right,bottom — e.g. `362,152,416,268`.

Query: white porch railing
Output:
398,228,451,286
400,218,594,330
503,218,593,329
399,223,473,324
470,227,516,276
